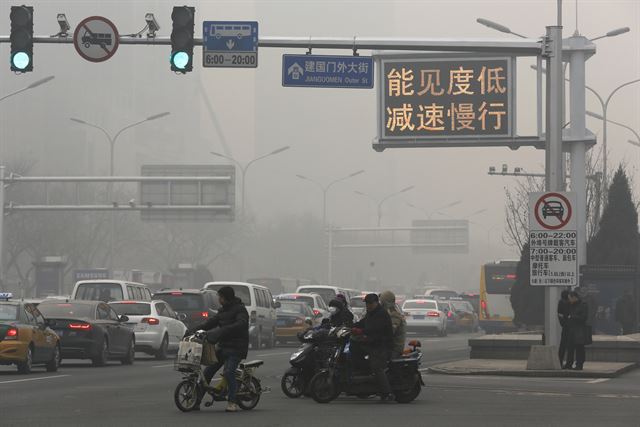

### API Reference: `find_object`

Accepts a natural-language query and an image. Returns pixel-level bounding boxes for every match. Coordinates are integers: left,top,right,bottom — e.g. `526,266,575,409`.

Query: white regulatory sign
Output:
529,192,578,287
73,16,120,63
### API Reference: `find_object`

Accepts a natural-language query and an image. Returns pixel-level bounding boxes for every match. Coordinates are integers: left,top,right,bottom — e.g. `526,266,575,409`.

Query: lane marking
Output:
0,374,70,385
151,364,174,368
587,378,609,384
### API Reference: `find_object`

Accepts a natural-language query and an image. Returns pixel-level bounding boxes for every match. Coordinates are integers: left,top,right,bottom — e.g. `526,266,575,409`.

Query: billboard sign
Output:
410,219,469,254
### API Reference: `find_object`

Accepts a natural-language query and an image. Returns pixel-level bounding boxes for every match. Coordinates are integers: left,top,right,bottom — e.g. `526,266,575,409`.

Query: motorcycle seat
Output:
239,360,264,369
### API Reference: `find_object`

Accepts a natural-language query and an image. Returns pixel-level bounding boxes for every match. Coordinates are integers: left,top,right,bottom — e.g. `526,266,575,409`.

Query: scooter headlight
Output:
290,349,304,361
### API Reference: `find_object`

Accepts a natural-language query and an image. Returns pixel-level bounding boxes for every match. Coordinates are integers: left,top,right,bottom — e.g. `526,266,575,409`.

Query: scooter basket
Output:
175,338,203,370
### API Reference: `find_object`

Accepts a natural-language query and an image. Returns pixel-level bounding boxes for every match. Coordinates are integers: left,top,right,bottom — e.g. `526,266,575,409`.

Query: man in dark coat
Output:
557,290,570,366
564,291,589,370
328,298,354,328
352,293,394,401
190,286,249,412
615,290,636,335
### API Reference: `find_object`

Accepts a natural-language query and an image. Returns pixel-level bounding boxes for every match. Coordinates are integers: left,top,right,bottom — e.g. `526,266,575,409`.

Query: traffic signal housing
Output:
10,5,34,72
170,6,195,73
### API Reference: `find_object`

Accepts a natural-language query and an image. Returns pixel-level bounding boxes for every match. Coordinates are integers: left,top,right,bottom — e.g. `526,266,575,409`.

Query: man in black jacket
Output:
190,286,248,412
565,291,589,370
557,290,570,366
352,293,394,401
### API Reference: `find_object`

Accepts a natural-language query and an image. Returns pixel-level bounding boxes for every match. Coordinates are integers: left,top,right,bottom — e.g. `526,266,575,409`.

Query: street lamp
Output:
377,186,414,226
586,110,640,147
589,27,630,41
476,18,528,39
296,169,364,228
70,112,170,274
211,145,290,216
0,75,55,103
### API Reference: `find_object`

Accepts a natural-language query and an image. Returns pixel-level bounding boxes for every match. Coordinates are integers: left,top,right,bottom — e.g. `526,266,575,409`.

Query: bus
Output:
479,260,518,333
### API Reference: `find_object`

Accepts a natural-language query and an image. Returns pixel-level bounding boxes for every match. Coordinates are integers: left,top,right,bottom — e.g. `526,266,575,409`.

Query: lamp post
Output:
211,146,290,217
70,112,170,274
376,186,414,227
406,200,462,220
296,170,364,229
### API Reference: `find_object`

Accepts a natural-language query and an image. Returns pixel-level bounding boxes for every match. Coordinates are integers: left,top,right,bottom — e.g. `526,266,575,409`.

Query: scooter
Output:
308,327,424,404
281,325,336,398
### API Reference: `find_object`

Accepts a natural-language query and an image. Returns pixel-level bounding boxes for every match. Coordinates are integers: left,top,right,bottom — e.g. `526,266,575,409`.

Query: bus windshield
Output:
484,264,517,295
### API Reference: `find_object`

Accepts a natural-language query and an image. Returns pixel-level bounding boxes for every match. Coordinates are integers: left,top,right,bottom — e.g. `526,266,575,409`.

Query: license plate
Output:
413,315,425,320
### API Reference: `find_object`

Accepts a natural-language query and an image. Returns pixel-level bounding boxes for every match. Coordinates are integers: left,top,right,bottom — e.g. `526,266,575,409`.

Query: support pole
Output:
0,166,4,288
327,226,333,285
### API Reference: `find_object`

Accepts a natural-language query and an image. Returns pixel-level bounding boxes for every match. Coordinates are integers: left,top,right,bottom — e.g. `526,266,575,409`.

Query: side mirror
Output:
274,301,281,309
118,315,129,322
178,313,187,321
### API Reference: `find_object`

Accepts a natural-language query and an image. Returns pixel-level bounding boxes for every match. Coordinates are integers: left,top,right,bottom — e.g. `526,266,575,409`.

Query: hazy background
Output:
0,0,638,293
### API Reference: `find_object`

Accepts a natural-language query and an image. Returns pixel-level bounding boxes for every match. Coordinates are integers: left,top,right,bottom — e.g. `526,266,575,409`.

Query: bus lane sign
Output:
529,192,578,286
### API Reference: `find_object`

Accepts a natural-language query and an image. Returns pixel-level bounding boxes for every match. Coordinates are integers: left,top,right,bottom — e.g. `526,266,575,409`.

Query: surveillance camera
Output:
128,199,136,207
501,164,508,173
145,13,160,37
57,14,70,35
514,167,522,174
489,166,496,173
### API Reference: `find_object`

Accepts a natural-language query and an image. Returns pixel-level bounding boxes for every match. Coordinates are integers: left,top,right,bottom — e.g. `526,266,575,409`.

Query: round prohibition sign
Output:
534,192,572,230
73,16,120,63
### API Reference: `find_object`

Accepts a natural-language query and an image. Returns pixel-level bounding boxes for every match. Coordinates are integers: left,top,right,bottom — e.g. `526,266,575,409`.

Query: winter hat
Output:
379,291,396,305
217,286,236,301
329,299,343,309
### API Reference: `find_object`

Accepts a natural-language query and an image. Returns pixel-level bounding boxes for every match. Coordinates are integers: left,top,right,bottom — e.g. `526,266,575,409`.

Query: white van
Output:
203,281,277,349
72,280,153,302
295,285,349,305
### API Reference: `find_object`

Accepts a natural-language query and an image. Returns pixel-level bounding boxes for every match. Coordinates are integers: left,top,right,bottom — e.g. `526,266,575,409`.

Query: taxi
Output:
0,293,61,374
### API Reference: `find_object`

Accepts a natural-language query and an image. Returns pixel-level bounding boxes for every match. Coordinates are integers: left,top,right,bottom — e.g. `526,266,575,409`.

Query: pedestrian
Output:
615,289,636,335
328,298,354,328
564,291,589,370
557,290,570,366
379,290,407,358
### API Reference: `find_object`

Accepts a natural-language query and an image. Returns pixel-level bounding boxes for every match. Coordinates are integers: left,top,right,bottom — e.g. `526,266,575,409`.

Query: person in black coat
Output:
352,293,394,401
557,290,570,365
328,298,354,328
564,291,589,370
189,286,248,412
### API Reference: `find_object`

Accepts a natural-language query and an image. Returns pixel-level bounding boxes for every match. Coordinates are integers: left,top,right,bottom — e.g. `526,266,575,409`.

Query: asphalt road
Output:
1,332,638,427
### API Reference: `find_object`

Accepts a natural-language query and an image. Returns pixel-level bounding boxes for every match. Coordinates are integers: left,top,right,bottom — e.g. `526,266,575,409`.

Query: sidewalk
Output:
428,359,637,378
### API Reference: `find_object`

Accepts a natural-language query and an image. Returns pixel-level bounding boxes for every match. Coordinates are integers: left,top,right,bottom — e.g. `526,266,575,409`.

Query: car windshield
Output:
0,304,18,321
155,293,205,311
451,301,470,312
110,303,151,316
350,297,365,308
205,285,251,306
298,288,336,305
278,302,306,315
430,290,458,298
279,295,314,307
38,303,95,319
75,283,124,302
404,301,437,310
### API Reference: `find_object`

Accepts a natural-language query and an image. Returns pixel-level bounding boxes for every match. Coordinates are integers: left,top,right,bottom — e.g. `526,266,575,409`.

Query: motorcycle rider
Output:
328,298,354,327
188,286,249,413
379,290,407,359
352,293,394,402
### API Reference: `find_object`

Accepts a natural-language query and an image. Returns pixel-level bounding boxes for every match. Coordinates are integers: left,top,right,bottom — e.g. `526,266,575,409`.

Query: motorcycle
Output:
281,326,336,398
308,327,424,404
173,331,267,412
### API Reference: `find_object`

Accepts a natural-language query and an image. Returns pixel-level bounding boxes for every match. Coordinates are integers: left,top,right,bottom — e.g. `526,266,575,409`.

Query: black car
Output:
37,300,135,367
153,289,219,330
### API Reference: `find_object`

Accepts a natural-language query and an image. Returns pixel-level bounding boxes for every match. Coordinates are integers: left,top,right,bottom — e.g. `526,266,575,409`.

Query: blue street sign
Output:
203,21,258,68
282,54,374,89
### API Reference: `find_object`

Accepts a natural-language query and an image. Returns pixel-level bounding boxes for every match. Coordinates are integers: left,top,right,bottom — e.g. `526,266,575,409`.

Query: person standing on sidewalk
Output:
564,291,589,370
557,290,570,366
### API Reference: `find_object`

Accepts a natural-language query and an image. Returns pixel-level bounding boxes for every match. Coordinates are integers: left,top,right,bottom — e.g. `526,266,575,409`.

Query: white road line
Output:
0,374,70,385
587,378,610,384
151,364,175,368
254,352,291,357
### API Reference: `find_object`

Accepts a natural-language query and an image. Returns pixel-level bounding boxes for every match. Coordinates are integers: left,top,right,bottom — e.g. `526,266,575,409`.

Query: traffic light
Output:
170,6,195,73
10,5,34,72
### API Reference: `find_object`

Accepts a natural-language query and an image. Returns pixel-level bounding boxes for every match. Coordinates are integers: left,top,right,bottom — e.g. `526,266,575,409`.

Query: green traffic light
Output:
171,51,189,70
11,52,30,70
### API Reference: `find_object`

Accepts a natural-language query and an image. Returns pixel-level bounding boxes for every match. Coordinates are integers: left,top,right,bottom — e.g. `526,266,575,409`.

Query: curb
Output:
427,362,637,378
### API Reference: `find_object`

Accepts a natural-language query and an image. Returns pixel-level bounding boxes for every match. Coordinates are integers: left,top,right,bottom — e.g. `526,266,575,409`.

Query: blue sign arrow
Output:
282,54,374,89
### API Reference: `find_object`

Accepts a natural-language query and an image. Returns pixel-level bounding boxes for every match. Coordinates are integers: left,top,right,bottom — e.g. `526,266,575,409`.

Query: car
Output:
153,289,219,330
542,201,564,219
295,285,350,306
275,300,321,344
459,292,480,314
449,299,480,332
0,293,61,374
203,281,278,349
424,288,460,299
275,293,330,319
109,300,186,359
349,295,366,320
72,280,152,302
38,300,136,366
437,300,459,332
402,299,447,336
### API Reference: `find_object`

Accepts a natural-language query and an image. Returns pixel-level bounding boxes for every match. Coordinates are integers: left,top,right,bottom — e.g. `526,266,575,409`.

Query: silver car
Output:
402,299,447,336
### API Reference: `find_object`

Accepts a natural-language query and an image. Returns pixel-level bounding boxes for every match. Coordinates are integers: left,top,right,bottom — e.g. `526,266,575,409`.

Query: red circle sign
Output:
534,192,572,230
73,16,120,63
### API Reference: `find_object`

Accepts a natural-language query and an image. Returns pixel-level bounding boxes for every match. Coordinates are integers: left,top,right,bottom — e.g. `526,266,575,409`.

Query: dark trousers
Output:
368,348,392,396
565,343,585,368
203,350,241,402
558,327,569,364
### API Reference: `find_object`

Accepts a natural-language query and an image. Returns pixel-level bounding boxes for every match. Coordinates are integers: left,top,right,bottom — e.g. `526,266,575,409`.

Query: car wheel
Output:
121,339,135,365
92,339,108,367
46,344,61,372
155,335,169,360
17,345,33,374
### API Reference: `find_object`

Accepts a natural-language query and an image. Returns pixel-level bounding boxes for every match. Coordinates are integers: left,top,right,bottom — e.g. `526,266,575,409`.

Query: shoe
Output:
573,366,583,371
562,364,573,370
225,402,239,412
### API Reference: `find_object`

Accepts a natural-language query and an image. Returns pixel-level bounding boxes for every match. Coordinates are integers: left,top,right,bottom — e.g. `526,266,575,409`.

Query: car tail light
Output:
250,311,257,325
427,311,440,317
294,318,304,325
5,327,18,340
481,300,489,318
68,323,92,330
200,311,209,318
447,311,453,319
313,309,320,316
142,317,160,325
170,292,183,296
